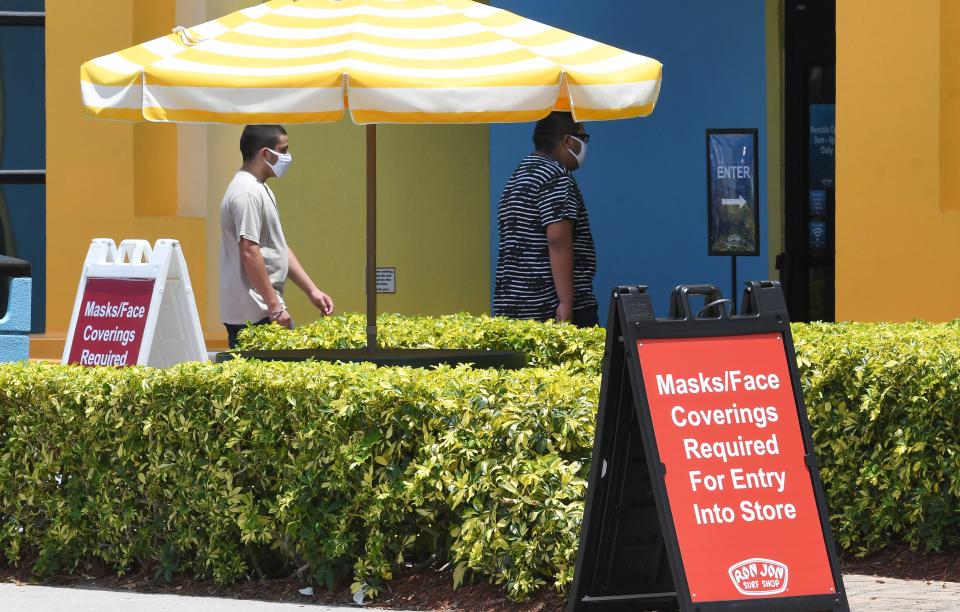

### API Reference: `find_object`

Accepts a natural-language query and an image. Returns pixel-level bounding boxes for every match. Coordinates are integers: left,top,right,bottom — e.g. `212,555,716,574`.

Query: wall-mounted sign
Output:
707,129,760,256
376,267,396,293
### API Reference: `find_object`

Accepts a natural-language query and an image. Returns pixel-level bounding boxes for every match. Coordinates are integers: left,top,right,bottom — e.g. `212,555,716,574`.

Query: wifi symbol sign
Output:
809,222,827,247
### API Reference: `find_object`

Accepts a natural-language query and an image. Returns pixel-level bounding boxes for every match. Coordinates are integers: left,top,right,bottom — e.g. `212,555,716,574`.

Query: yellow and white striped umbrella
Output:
80,0,662,125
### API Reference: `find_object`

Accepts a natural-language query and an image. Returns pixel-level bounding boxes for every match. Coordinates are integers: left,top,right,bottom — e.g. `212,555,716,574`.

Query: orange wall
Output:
836,0,960,321
43,1,206,356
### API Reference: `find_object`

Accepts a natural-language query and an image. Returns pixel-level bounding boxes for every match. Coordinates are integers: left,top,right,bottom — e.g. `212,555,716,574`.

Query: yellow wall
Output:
373,124,489,315
42,0,490,357
204,121,490,328
836,0,960,321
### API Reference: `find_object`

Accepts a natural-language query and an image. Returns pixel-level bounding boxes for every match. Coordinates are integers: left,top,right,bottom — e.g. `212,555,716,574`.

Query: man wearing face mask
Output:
219,124,334,348
494,111,598,327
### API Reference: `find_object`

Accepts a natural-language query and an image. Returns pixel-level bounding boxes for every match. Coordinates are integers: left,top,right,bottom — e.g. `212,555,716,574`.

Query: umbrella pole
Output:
366,124,377,352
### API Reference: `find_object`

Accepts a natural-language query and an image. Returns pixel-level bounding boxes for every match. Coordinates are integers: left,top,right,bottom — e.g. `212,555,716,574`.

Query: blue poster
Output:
809,104,835,190
707,130,759,255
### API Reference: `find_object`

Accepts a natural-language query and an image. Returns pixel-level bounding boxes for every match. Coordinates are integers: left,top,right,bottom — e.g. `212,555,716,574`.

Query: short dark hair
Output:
533,111,580,152
240,125,287,162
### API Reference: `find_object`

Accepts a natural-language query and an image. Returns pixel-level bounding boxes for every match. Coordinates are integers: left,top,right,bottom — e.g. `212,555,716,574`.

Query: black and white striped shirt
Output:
494,153,597,321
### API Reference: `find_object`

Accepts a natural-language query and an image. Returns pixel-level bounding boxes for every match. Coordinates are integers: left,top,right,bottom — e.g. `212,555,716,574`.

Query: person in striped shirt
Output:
494,112,599,327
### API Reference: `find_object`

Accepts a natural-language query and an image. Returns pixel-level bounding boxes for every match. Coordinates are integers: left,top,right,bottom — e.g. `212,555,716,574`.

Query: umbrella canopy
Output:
81,0,662,124
80,0,663,351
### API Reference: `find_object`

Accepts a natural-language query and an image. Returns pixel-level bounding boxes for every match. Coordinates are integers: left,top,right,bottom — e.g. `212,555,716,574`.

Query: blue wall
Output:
490,0,768,318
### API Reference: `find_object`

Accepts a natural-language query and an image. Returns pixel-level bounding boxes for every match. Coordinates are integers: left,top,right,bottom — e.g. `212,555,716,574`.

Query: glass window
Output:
0,24,45,170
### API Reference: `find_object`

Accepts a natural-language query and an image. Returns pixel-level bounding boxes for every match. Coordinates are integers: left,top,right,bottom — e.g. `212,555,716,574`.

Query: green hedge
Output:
1,315,958,602
794,321,960,555
0,359,597,600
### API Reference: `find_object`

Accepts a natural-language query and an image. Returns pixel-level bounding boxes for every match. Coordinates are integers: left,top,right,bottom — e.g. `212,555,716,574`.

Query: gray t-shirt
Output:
219,171,289,324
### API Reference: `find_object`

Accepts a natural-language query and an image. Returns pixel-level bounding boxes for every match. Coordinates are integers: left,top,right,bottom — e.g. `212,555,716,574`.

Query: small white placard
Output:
376,267,396,293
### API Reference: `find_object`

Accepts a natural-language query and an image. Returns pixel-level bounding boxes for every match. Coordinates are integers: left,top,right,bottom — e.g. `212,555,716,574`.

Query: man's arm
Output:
287,247,334,315
546,220,574,322
239,237,292,327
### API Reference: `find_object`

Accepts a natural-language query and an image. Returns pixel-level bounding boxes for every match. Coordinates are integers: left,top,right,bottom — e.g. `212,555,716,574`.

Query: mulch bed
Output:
0,545,955,610
840,546,960,583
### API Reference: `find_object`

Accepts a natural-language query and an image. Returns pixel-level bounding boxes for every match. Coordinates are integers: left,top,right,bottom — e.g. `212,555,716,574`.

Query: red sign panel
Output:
66,277,155,367
636,333,835,603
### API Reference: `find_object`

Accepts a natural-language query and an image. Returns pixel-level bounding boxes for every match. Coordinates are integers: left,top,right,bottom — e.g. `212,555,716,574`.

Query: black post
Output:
731,255,738,313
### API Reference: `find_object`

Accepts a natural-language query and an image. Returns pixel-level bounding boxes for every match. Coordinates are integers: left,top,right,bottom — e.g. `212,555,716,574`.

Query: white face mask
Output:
566,135,588,169
264,148,293,178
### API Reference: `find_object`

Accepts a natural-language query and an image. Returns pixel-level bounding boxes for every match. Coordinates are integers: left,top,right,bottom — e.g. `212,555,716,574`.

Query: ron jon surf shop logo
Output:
728,558,789,596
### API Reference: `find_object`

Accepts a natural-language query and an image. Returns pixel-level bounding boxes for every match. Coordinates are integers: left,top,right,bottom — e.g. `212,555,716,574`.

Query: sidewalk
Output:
1,575,958,611
843,574,960,611
0,583,366,612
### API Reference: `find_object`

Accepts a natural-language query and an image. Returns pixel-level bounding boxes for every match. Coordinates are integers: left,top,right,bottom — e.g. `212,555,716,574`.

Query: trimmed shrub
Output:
0,359,597,600
794,321,960,555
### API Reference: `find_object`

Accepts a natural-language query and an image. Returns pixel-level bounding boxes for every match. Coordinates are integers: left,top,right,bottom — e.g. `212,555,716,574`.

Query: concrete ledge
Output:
0,334,29,363
0,277,31,333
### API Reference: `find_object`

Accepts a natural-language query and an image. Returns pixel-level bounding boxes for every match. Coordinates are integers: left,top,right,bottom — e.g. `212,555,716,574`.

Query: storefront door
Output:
780,0,835,322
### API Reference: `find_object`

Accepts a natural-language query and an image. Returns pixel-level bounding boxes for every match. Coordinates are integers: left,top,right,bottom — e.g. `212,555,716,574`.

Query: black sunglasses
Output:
569,133,590,143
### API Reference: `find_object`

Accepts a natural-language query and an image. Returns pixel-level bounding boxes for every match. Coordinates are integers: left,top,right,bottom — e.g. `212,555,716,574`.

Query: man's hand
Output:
309,288,334,316
272,308,293,329
556,302,573,323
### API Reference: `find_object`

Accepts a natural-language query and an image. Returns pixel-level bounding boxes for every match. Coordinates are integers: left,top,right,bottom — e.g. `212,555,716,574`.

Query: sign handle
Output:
668,284,726,320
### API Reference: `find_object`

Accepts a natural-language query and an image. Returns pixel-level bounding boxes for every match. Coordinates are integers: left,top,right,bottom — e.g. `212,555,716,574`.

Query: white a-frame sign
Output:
62,238,207,367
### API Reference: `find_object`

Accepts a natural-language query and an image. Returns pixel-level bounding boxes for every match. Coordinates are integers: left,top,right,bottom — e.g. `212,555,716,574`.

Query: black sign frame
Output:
567,282,849,612
707,129,761,257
